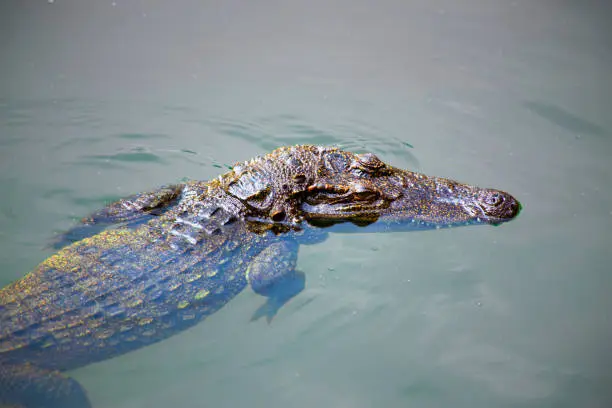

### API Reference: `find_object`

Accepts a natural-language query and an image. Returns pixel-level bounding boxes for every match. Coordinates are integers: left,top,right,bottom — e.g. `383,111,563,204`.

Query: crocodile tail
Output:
0,362,92,408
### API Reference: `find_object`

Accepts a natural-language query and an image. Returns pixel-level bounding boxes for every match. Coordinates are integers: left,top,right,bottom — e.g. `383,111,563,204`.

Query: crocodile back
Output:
0,205,269,371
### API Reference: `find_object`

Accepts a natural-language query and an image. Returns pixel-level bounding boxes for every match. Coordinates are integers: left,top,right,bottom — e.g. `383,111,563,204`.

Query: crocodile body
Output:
0,145,521,408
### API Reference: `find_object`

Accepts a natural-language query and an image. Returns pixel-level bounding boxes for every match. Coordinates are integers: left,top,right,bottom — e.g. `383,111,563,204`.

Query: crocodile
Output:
0,145,521,408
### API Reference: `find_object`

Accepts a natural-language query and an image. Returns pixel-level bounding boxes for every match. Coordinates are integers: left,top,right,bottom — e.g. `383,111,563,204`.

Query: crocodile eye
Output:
352,153,387,175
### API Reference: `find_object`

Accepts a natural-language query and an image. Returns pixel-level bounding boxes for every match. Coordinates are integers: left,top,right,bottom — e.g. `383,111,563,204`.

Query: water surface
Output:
1,1,611,407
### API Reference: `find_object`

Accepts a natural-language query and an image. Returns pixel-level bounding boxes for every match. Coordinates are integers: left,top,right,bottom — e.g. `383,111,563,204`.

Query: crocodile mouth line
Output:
301,200,386,217
461,202,486,218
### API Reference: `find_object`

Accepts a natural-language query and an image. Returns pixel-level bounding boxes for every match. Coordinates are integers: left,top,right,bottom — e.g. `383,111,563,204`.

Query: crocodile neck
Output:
160,182,248,249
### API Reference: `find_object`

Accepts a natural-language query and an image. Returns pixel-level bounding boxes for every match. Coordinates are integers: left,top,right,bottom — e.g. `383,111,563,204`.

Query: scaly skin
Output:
0,145,521,408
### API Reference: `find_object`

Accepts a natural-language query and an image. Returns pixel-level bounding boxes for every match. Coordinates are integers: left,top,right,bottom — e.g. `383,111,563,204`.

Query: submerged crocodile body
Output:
0,145,521,407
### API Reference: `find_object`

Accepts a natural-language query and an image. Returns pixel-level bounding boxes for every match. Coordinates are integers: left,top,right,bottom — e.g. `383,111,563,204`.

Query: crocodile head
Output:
301,148,521,230
226,145,521,232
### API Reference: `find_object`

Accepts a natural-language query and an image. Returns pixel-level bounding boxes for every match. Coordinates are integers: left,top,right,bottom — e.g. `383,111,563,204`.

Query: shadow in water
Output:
523,100,607,137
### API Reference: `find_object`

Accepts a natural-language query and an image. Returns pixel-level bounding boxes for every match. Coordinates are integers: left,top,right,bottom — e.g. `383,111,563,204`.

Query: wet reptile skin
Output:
0,145,521,408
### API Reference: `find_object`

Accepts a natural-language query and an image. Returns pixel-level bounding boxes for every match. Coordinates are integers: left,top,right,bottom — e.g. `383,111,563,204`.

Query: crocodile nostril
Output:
506,197,522,218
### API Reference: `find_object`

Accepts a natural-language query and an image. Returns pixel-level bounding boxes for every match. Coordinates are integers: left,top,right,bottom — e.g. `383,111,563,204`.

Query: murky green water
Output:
1,1,611,407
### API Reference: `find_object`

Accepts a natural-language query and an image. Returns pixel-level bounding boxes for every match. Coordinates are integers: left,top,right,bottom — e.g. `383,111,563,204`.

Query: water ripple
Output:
83,151,165,164
203,114,420,170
